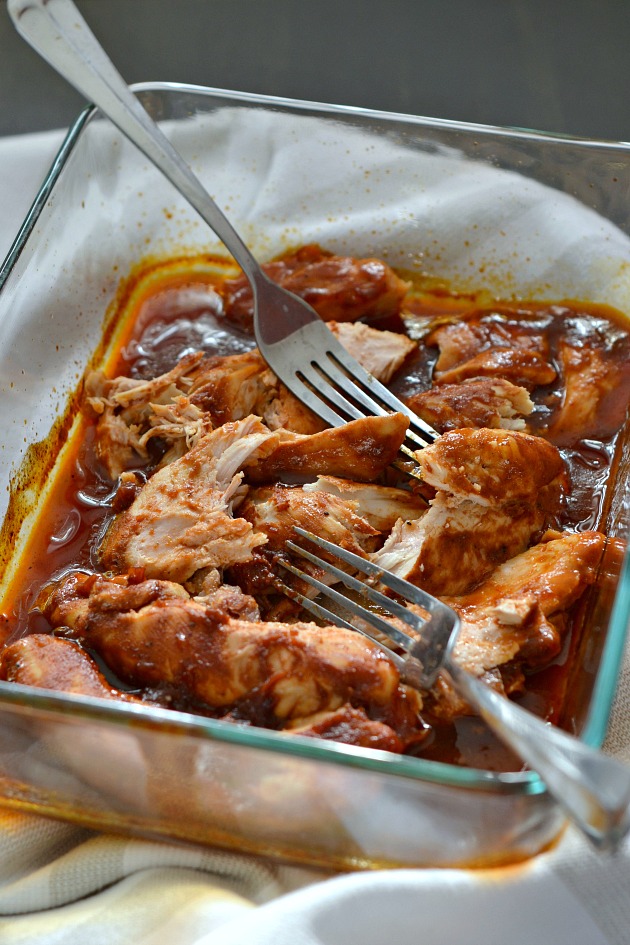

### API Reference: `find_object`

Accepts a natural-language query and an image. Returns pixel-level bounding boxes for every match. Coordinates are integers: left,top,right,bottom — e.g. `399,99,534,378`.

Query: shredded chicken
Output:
5,247,627,765
371,428,566,594
85,352,209,478
407,377,534,433
222,243,410,329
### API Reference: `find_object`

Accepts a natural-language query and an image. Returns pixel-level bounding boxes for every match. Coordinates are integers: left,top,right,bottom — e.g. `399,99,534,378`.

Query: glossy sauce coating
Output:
2,253,629,770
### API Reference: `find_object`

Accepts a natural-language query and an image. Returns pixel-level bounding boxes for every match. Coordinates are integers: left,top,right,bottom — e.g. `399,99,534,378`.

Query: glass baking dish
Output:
0,83,629,870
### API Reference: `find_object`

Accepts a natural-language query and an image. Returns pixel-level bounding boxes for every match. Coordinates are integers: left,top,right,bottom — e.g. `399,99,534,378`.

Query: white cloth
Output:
2,128,630,945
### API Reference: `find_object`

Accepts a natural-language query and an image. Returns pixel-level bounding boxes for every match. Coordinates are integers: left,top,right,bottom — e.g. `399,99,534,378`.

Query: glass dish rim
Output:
1,80,628,799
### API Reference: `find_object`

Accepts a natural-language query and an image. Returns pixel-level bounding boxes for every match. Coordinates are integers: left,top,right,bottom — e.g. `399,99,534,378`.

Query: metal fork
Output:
252,298,437,458
280,527,630,852
9,0,438,462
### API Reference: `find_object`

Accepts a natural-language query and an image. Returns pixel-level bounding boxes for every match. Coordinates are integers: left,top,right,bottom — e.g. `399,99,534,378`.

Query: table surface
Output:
1,0,629,142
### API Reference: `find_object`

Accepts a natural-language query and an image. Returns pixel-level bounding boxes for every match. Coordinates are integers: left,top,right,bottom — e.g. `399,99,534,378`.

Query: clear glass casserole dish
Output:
0,83,629,870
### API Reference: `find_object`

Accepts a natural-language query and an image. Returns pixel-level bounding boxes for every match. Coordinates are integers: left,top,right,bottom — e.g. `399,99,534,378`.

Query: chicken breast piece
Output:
327,320,416,383
406,377,534,433
373,499,551,597
238,484,380,554
228,484,382,615
222,243,410,329
427,315,546,372
304,476,427,531
0,634,140,703
284,704,427,753
190,580,261,621
434,347,557,389
416,427,565,507
188,350,268,424
547,338,630,445
244,413,409,484
88,311,418,476
40,572,425,741
188,350,327,436
371,428,566,595
188,319,416,435
99,415,278,582
427,313,557,390
429,530,607,720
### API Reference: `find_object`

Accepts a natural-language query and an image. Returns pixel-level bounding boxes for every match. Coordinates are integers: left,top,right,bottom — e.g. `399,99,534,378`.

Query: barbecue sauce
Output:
1,252,629,771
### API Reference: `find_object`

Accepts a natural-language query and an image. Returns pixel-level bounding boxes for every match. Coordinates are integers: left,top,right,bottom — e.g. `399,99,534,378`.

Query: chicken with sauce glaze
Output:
1,244,628,768
27,570,426,751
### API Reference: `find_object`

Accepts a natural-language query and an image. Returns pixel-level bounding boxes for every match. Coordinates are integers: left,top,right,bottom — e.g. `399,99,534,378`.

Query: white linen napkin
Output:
2,127,630,945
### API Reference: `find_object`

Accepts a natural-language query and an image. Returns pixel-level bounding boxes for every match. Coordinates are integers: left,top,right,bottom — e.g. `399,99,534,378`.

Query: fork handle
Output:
8,0,262,286
446,659,630,850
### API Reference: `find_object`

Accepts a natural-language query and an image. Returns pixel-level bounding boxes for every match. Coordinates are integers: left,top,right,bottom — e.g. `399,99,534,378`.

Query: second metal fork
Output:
279,527,630,853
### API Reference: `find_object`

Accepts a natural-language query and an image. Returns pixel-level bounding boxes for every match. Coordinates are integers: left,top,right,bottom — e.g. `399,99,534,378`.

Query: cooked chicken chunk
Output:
417,427,565,506
0,634,140,702
188,350,267,423
85,352,209,478
285,704,428,753
303,476,427,531
190,581,261,621
428,313,550,368
187,351,337,437
222,243,410,329
230,484,381,611
547,337,630,445
434,347,557,389
429,530,607,719
244,413,409,484
238,485,380,555
188,350,324,436
188,319,416,434
428,315,557,389
372,428,566,594
87,312,418,475
374,503,538,597
40,572,425,740
407,377,534,433
100,415,277,582
327,320,416,383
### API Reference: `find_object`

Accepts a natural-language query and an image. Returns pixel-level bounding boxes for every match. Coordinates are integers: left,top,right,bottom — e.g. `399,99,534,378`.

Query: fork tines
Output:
294,336,437,457
278,527,459,691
